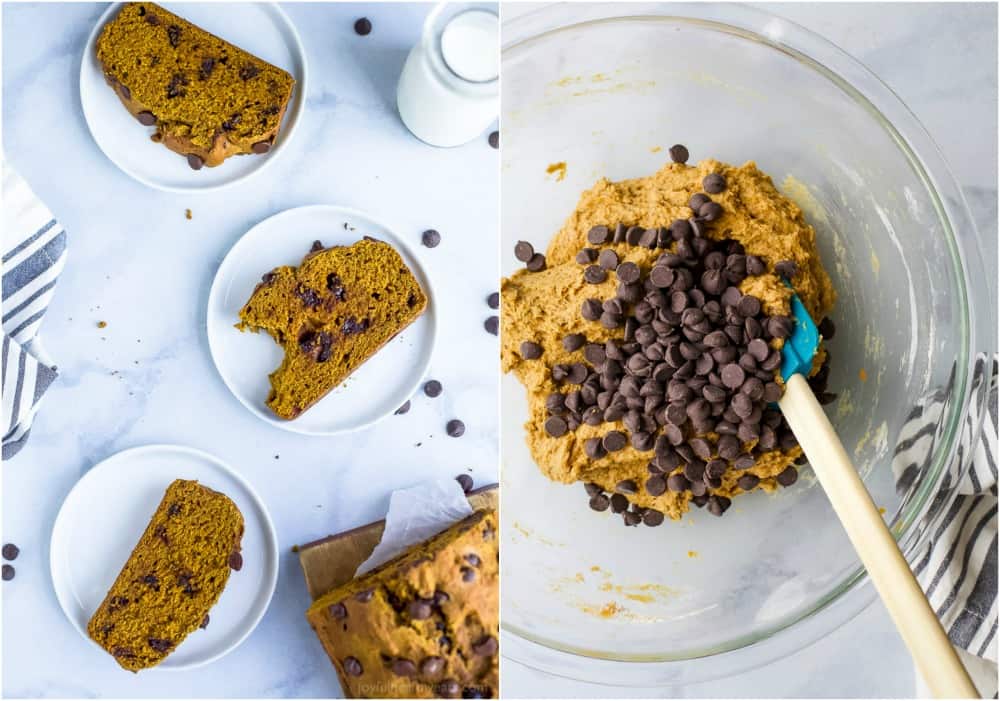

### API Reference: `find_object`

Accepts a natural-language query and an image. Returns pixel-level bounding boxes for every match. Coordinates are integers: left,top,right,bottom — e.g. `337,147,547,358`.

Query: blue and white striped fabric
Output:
894,353,998,691
2,164,67,459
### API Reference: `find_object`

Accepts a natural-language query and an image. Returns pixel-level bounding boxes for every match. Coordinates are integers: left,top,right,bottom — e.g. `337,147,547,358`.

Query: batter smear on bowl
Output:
500,148,837,523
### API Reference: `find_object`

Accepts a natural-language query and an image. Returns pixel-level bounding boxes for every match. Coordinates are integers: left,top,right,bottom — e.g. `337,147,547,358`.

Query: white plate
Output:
80,2,307,192
50,444,279,671
207,205,437,435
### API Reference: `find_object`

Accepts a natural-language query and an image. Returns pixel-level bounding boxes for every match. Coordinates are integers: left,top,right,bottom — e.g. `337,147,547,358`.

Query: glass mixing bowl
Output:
499,3,994,686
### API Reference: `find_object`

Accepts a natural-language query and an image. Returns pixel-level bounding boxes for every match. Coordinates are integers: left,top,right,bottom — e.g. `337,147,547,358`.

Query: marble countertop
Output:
2,2,497,697
500,2,997,699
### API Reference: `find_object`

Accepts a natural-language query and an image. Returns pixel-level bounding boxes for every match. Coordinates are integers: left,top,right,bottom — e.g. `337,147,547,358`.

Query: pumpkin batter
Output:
501,158,836,520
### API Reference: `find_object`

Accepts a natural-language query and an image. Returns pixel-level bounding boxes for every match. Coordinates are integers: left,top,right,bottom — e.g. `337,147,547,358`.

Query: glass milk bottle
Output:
397,2,498,147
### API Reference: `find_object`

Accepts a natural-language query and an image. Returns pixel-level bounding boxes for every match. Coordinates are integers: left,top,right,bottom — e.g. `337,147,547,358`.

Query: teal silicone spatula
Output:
778,291,977,699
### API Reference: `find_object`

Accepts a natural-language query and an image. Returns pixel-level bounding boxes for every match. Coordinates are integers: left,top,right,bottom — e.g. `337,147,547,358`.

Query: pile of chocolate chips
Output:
520,157,833,524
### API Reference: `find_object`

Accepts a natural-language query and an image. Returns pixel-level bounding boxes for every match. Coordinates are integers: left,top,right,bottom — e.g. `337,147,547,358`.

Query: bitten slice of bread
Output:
87,479,245,672
96,2,295,168
237,238,428,420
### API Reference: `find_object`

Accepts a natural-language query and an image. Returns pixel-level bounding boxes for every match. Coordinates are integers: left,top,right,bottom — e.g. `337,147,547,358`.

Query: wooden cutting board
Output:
296,484,498,601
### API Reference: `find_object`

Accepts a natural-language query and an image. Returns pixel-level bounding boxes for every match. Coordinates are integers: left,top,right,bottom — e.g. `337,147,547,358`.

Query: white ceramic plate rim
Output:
79,2,307,194
49,444,280,671
206,204,438,436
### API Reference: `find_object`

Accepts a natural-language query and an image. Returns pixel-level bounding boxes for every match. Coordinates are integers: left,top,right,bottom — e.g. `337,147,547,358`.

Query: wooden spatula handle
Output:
779,374,978,698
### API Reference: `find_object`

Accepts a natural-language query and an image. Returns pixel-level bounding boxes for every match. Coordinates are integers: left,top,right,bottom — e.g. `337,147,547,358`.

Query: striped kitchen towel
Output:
2,164,67,459
893,353,998,675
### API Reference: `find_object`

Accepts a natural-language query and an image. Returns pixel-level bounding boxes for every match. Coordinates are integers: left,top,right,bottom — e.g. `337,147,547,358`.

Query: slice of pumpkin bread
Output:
237,238,428,420
306,509,499,699
87,479,245,672
95,3,295,169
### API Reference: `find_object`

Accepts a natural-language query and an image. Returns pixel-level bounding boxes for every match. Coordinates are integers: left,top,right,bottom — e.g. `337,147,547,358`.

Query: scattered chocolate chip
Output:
484,316,499,335
643,509,665,526
589,493,610,511
1,565,14,581
343,656,363,676
456,474,473,492
487,292,500,309
136,111,156,125
446,419,466,437
329,602,348,619
703,173,726,194
200,614,210,629
252,140,272,154
777,466,799,486
526,253,546,272
354,17,372,35
228,551,243,571
422,229,442,248
514,240,534,262
186,154,204,170
737,473,760,490
2,544,19,561
395,400,411,415
669,144,689,164
424,380,443,397
488,131,499,149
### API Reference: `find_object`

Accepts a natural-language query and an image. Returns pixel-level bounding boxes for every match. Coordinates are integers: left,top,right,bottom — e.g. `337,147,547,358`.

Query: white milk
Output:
396,4,498,147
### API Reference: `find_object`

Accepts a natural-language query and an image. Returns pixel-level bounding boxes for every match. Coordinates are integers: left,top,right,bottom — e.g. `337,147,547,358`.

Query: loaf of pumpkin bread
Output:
306,509,499,698
87,479,245,671
96,3,295,169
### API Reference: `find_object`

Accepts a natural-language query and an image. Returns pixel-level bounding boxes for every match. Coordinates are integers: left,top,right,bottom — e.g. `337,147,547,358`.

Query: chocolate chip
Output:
643,509,665,526
720,363,746,389
351,16,373,35
733,453,756,470
587,225,610,245
488,130,499,149
423,229,442,248
484,316,499,335
343,656,363,676
706,495,732,516
616,262,641,284
544,416,568,438
354,589,374,602
238,64,260,81
438,680,461,698
486,292,500,310
111,646,134,658
228,551,243,571
424,380,443,397
589,492,610,511
775,260,798,278
689,193,710,212
186,154,204,170
562,333,585,352
461,566,476,582
625,226,645,245
514,240,534,262
166,24,182,47
390,659,417,677
200,614,210,629
421,656,445,676
584,265,607,284
576,248,598,264
598,249,619,270
2,565,14,581
147,637,174,653
136,111,156,125
454,474,473,494
252,140,272,154
737,474,760,490
645,475,667,496
703,173,726,194
777,466,799,486
2,544,19,561
395,400,411,415
526,253,546,272
446,419,466,437
669,144,689,164
667,473,690,492
603,431,627,452
409,599,433,619
607,493,627,513
818,317,836,339
472,636,498,657
329,602,348,619
699,201,723,221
